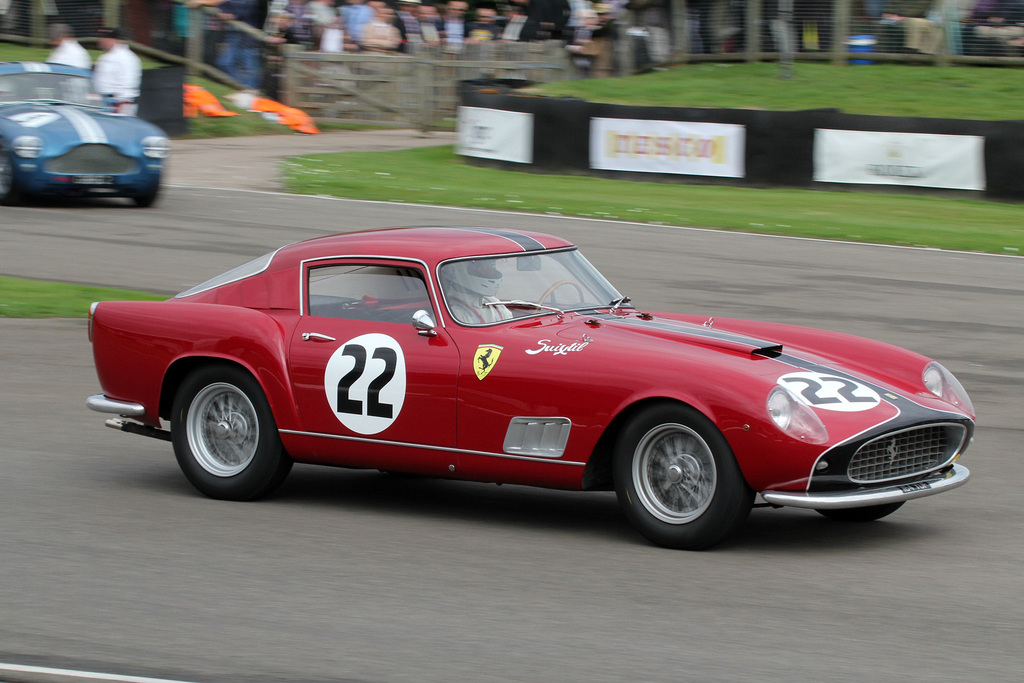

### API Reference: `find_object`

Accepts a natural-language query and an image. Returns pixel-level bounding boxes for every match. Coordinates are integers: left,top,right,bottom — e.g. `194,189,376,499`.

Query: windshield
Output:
0,72,102,106
438,248,623,325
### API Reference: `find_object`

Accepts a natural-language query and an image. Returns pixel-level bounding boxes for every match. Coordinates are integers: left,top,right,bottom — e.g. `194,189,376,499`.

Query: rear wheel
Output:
816,502,904,522
0,144,23,206
171,365,292,500
614,404,753,550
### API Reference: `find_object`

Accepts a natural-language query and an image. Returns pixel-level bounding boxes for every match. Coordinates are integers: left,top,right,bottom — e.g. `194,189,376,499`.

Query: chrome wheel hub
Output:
632,423,717,524
186,382,259,477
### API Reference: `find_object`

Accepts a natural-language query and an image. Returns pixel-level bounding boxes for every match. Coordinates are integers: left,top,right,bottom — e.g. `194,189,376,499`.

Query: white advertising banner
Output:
590,118,746,178
814,129,986,191
456,107,533,164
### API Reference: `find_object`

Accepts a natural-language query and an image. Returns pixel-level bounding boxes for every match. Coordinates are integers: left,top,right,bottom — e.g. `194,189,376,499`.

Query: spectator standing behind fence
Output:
47,23,91,69
467,3,502,41
970,0,1024,50
417,2,444,42
342,0,375,43
442,1,469,44
361,3,402,51
500,3,528,40
307,0,342,49
217,0,264,89
394,0,422,50
93,27,142,115
880,0,944,54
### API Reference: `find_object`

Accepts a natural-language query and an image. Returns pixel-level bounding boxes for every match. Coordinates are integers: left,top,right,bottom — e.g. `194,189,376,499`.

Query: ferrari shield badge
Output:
475,344,503,380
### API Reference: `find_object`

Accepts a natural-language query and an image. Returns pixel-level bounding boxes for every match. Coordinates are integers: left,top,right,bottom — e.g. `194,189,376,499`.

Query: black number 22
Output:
336,344,397,418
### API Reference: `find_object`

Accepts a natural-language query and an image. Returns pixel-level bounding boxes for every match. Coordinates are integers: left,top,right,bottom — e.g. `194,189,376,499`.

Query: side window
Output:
308,264,432,324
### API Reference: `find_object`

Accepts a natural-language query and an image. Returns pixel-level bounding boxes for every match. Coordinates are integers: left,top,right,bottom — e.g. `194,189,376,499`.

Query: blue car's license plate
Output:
73,175,113,185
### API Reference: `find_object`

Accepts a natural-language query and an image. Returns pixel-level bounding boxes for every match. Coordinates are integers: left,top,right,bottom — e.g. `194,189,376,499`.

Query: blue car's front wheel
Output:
0,141,22,206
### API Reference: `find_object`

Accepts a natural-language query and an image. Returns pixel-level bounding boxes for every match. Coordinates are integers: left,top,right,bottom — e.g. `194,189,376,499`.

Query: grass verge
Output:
0,277,165,319
283,145,1024,256
532,62,1024,121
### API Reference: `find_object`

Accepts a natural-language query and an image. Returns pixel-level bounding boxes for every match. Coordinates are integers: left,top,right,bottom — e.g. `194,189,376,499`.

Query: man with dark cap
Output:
93,27,142,114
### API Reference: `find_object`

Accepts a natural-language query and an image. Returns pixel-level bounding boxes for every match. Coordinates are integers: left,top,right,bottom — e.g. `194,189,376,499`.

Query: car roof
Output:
0,61,92,77
273,227,576,269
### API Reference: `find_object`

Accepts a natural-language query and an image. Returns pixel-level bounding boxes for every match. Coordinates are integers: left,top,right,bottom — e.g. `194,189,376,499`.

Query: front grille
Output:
46,144,136,174
848,424,966,483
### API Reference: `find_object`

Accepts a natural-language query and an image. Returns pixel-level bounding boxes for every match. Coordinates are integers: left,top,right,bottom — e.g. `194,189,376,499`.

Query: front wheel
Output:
816,502,904,522
171,365,292,500
0,144,23,206
613,404,753,550
132,183,160,207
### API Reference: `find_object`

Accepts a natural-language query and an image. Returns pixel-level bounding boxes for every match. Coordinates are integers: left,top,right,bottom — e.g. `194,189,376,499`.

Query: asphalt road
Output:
1,180,1022,683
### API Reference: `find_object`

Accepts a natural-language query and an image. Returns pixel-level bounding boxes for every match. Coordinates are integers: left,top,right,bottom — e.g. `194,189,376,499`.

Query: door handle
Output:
301,332,336,342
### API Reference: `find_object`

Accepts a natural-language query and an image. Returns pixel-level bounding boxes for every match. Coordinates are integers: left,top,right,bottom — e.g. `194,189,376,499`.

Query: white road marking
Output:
0,662,200,683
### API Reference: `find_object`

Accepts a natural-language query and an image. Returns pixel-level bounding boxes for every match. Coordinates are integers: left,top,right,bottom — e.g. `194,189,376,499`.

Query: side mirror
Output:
412,309,438,337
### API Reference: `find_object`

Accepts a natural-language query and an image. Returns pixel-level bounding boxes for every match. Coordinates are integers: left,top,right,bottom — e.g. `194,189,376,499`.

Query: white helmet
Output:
447,259,503,298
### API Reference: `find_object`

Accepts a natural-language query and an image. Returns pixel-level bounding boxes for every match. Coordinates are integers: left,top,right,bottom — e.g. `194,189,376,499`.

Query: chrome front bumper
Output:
761,464,970,509
86,394,145,417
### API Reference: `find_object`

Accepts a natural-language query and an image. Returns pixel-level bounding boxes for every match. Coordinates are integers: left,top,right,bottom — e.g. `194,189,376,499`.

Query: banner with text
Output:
457,107,533,164
814,129,985,191
590,118,746,178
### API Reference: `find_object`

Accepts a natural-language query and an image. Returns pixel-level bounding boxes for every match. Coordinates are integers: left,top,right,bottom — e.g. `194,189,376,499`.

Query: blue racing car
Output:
0,62,169,207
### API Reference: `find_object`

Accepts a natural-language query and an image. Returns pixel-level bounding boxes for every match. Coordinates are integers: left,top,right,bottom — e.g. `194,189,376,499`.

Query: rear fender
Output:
91,301,300,429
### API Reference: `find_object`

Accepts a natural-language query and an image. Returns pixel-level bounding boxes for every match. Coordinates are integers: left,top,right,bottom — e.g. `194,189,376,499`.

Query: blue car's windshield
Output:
0,72,103,107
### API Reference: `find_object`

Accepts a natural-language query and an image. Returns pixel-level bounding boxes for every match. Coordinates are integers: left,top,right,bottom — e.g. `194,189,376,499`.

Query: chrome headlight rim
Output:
13,135,43,158
922,361,974,415
767,385,829,445
141,135,170,159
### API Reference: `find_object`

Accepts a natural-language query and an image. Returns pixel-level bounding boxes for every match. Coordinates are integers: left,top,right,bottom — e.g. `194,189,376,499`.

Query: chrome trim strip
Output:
278,428,586,466
761,463,970,509
86,394,146,417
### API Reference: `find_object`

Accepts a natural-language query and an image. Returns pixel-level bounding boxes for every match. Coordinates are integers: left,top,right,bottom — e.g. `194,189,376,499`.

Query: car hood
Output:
538,310,971,422
0,102,162,148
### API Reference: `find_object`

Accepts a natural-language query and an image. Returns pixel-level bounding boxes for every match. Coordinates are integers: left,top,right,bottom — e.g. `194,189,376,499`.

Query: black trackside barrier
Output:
139,66,187,137
459,83,1024,200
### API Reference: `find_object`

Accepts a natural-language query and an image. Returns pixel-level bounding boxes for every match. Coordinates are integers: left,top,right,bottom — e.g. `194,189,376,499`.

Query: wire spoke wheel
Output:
172,365,292,501
633,424,717,524
186,382,259,477
614,404,752,550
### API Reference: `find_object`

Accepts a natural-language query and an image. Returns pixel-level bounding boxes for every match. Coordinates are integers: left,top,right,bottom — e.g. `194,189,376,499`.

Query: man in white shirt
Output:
92,27,142,115
47,24,92,70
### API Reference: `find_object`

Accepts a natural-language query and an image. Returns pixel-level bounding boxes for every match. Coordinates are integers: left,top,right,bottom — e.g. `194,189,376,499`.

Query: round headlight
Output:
142,136,170,159
767,385,829,445
13,135,43,158
923,362,974,415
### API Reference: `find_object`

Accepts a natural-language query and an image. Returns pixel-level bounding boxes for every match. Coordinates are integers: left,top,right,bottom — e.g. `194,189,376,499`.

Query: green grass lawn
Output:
283,145,1024,256
0,277,165,319
532,62,1024,120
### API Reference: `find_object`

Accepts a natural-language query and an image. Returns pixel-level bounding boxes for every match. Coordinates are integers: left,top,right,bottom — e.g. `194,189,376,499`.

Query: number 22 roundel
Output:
323,333,406,435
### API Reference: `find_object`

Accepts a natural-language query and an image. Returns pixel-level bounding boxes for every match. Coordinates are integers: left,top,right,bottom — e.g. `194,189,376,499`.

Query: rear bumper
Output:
761,464,970,509
86,393,145,417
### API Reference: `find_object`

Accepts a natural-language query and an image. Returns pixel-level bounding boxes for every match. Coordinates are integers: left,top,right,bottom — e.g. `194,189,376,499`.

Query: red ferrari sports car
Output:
87,228,974,549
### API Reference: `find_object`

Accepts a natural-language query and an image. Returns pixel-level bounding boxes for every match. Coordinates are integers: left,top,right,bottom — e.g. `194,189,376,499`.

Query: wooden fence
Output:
279,42,571,131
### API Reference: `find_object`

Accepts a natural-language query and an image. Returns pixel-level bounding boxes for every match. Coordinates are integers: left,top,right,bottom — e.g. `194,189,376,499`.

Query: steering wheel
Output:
539,279,585,306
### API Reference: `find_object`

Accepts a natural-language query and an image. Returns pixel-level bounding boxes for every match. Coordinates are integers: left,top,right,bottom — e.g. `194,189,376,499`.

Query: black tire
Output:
816,502,904,522
613,404,753,550
0,143,23,206
132,183,160,207
171,364,292,501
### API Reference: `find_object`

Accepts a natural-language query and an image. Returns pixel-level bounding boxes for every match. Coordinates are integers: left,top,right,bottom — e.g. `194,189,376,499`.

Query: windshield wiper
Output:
485,299,565,318
608,295,632,313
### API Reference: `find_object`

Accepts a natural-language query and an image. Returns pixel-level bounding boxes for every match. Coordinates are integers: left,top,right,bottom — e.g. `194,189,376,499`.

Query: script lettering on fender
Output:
525,339,590,356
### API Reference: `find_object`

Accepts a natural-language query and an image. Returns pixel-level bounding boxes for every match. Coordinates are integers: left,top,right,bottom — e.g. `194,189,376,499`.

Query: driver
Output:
443,259,513,324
